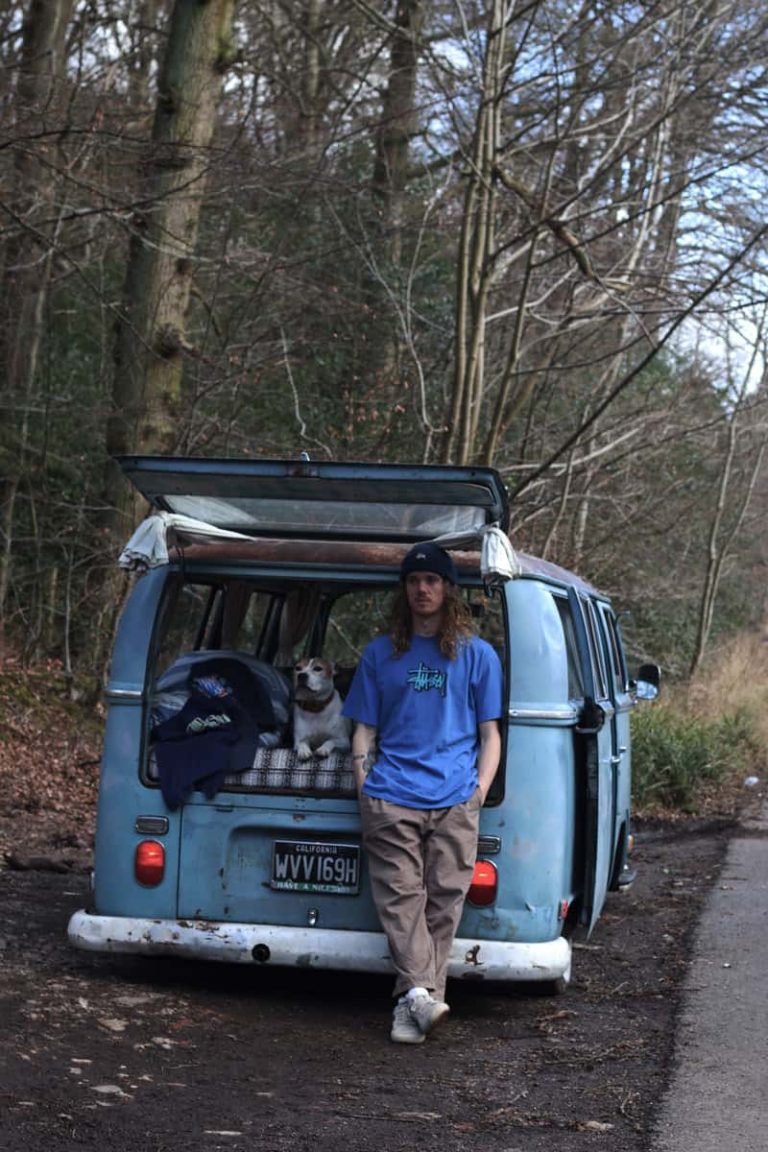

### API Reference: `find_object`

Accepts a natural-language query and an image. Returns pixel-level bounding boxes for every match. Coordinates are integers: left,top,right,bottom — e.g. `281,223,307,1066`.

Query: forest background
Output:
1,0,767,798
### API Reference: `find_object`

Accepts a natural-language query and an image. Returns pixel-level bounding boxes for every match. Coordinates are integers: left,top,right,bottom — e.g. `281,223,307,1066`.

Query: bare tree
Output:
689,317,768,675
106,0,236,524
440,0,768,484
0,0,76,625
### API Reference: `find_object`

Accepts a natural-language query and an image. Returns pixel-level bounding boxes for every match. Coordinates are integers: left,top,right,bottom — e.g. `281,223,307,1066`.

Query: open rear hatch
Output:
116,456,509,543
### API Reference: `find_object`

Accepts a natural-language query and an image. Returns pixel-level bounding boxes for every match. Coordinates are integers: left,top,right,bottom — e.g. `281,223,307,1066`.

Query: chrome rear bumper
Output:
68,909,571,985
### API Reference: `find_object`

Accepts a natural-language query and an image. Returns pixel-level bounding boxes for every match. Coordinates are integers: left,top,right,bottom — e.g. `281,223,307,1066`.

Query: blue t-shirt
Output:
342,633,503,809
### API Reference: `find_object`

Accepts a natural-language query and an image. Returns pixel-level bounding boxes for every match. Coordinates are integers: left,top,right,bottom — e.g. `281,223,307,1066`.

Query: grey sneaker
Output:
391,998,425,1044
407,991,450,1035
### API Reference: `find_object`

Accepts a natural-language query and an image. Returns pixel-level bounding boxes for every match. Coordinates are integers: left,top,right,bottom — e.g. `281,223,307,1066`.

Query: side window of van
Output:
468,588,505,658
319,585,506,674
582,598,609,701
552,595,584,698
598,606,630,695
153,580,276,675
154,581,221,675
226,585,274,654
321,589,395,665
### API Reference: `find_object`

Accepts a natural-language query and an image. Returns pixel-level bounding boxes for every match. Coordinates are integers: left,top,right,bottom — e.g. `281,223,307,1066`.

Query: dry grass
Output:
631,631,768,815
687,632,768,744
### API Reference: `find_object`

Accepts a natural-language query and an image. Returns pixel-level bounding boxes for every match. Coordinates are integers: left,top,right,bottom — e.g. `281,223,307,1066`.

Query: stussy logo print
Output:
407,662,447,697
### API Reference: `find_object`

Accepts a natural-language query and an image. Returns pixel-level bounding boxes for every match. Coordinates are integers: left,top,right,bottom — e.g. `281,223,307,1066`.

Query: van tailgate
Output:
176,802,379,930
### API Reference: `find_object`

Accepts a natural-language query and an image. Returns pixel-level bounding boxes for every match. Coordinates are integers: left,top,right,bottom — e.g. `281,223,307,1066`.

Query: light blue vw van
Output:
68,457,659,990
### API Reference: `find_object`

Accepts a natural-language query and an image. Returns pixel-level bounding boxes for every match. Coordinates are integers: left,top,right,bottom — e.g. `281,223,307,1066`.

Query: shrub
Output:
631,632,768,812
631,697,763,812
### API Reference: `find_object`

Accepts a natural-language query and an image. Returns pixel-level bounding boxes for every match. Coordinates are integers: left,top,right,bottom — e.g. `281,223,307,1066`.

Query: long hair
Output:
388,583,473,660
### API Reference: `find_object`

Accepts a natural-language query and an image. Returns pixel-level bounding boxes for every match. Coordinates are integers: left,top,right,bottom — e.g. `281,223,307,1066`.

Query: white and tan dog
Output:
292,657,352,761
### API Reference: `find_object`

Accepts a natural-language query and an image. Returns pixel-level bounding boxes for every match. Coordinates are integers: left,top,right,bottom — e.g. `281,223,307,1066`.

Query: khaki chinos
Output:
359,789,483,1001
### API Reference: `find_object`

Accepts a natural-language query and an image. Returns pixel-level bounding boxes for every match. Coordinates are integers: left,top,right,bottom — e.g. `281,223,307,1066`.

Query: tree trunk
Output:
371,0,424,268
0,0,75,623
106,0,235,527
443,0,507,465
359,0,426,438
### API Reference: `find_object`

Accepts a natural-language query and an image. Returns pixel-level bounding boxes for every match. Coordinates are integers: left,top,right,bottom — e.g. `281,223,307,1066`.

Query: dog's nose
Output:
297,671,308,683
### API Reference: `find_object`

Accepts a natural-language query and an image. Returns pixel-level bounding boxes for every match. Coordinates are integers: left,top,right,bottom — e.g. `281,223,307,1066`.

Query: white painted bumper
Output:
67,910,571,985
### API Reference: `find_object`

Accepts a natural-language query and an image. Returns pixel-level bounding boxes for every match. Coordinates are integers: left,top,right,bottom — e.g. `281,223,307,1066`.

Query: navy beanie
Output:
400,542,458,585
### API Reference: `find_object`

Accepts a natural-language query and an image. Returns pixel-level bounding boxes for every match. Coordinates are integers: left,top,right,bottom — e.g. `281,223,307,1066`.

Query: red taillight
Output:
467,859,497,907
135,840,165,886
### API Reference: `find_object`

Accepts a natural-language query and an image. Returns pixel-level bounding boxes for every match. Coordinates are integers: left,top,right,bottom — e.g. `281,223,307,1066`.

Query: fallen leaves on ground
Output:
0,656,101,871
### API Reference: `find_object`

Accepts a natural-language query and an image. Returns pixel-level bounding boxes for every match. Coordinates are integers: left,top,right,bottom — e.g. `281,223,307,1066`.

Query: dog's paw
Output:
295,742,313,761
316,740,349,758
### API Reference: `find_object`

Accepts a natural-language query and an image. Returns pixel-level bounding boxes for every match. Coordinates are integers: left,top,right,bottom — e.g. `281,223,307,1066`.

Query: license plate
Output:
271,840,360,895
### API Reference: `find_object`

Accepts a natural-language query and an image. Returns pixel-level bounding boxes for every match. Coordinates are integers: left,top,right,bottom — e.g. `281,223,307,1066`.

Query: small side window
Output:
153,580,278,674
467,588,505,656
154,580,221,675
599,606,630,695
552,595,585,699
582,599,609,701
319,589,395,665
320,585,507,666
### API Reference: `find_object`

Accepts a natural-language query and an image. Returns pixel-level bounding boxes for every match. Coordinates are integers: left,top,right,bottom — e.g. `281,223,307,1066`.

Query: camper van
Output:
68,457,659,990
